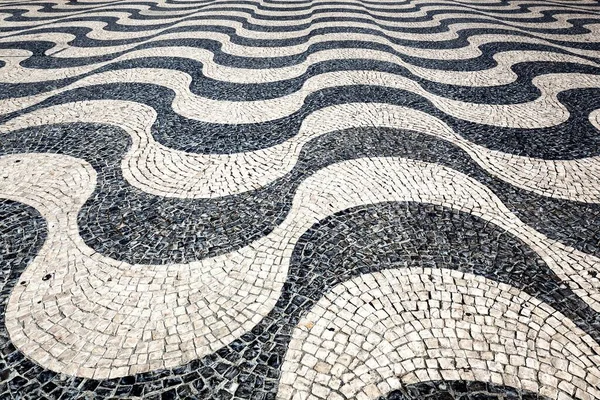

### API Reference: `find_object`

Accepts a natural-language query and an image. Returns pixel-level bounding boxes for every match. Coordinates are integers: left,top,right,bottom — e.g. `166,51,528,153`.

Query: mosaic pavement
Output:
1,0,600,398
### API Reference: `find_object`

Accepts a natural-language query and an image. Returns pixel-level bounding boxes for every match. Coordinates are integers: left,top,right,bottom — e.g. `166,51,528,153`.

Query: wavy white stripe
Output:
1,68,599,127
2,0,596,31
14,28,598,70
279,268,600,400
2,11,599,57
2,100,599,202
2,7,597,37
3,0,597,13
1,46,596,86
1,154,599,378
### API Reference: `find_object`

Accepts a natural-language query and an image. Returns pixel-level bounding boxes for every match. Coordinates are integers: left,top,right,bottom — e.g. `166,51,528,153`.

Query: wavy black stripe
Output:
2,12,599,47
3,8,599,30
1,120,597,266
3,70,599,158
0,197,597,398
3,51,600,110
11,35,599,75
382,381,552,399
2,0,598,25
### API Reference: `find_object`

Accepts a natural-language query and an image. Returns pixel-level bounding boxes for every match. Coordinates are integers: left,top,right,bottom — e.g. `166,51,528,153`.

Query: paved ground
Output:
1,0,600,399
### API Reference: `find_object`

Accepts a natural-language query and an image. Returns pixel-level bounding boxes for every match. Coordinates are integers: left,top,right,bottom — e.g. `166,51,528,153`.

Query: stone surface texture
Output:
0,0,599,399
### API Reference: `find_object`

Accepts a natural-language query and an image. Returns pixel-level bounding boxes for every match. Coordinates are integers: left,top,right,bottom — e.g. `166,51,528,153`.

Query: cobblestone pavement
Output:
0,0,600,399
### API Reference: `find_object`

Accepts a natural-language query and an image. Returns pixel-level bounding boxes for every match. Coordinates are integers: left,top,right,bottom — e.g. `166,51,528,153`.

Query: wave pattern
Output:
0,0,599,398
